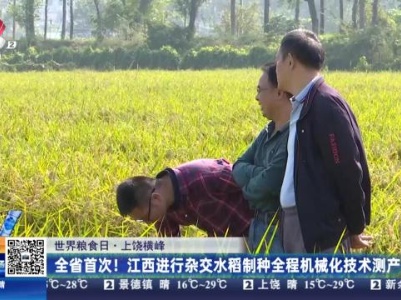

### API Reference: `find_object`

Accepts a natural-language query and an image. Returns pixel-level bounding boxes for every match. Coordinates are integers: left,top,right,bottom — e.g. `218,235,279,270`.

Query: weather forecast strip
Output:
45,278,401,300
46,237,248,254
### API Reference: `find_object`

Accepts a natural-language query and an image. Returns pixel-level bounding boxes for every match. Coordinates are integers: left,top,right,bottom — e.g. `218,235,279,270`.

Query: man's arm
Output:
232,130,266,187
155,217,180,237
240,142,287,203
314,96,367,235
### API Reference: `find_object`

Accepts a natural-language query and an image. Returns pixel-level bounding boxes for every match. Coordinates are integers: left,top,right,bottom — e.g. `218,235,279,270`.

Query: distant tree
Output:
135,0,154,26
138,0,153,17
147,0,171,26
26,0,36,41
72,0,93,38
305,0,319,34
174,0,206,41
101,0,160,41
319,0,324,34
6,0,41,42
352,0,358,29
93,0,103,41
102,0,129,38
339,0,344,32
264,0,270,32
286,0,300,25
44,0,48,40
175,0,189,26
265,14,300,37
13,0,16,39
231,0,236,36
219,1,260,37
359,0,366,29
372,0,379,25
237,1,260,36
187,0,206,40
70,0,74,39
61,0,66,39
295,0,300,25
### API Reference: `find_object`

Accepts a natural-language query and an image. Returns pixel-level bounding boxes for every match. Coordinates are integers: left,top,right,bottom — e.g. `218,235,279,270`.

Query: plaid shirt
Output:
155,159,253,237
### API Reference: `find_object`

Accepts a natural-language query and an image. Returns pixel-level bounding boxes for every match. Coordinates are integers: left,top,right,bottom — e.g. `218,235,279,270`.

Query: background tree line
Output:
0,0,401,71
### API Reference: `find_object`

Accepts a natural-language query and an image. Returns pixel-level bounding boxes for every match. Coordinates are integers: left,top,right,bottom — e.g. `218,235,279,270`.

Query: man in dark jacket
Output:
275,29,372,253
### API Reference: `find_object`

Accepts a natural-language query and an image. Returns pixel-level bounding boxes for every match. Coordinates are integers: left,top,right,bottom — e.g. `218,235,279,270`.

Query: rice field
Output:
0,70,400,254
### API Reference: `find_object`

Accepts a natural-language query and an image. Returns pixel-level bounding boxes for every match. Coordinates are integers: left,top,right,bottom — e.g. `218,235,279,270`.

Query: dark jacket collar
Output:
299,77,325,121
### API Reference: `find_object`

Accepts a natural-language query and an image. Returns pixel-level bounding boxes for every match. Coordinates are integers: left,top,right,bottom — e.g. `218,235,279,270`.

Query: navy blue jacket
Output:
295,77,371,253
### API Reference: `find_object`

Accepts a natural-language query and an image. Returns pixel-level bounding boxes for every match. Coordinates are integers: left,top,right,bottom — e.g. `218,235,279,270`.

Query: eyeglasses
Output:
257,86,270,93
147,187,155,222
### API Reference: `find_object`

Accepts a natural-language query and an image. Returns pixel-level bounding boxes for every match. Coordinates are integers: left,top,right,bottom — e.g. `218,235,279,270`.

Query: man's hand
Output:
350,233,373,249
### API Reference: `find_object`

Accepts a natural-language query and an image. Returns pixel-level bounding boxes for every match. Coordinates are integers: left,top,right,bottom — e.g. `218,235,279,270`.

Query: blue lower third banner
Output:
0,278,46,300
46,278,401,300
47,254,401,278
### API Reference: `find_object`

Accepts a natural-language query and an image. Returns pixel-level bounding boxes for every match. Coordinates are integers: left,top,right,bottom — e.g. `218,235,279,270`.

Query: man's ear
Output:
277,90,290,101
151,192,162,205
288,53,295,69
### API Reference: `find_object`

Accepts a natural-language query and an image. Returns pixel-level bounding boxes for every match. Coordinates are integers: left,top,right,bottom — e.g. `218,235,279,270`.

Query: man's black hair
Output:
279,29,325,70
116,176,155,216
262,63,279,88
261,63,293,98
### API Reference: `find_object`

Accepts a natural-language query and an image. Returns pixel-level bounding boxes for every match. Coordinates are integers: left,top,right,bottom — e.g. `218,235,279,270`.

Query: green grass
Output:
0,70,400,254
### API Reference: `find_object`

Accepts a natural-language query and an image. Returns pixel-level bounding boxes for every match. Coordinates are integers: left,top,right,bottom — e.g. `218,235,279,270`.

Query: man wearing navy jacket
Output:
275,29,372,253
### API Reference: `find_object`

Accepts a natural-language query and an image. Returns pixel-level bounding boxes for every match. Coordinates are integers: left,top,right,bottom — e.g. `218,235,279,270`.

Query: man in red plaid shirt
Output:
116,158,253,237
